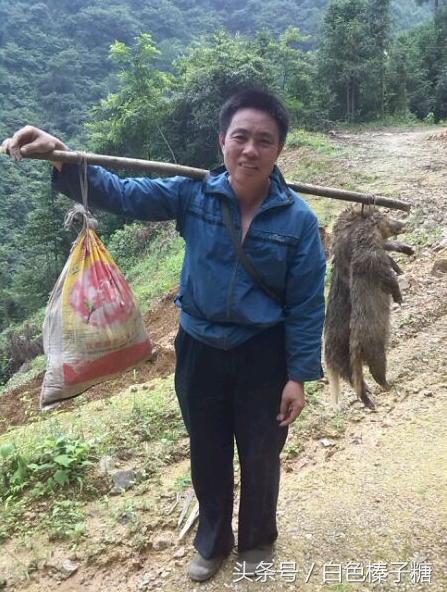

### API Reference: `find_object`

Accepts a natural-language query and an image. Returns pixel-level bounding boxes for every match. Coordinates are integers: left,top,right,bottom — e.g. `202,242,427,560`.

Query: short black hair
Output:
219,89,289,144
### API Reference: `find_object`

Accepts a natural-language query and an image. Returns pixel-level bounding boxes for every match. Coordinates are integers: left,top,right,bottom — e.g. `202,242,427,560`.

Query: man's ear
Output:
218,132,225,153
276,142,284,159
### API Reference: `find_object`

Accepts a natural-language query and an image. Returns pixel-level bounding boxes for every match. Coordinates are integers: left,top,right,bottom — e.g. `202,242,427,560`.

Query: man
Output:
2,89,326,582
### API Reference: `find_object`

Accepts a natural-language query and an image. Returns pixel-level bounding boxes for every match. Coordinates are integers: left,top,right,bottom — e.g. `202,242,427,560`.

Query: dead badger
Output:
324,205,413,410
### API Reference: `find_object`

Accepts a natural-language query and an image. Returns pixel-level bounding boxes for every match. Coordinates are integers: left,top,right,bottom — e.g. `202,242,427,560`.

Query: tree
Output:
167,30,277,167
367,0,391,116
1,0,445,340
319,0,372,121
253,28,321,127
8,185,73,321
87,34,174,160
416,0,441,13
319,0,396,121
396,5,447,119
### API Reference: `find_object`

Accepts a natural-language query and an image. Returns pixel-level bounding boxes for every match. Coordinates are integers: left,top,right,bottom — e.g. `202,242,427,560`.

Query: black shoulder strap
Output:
220,199,283,305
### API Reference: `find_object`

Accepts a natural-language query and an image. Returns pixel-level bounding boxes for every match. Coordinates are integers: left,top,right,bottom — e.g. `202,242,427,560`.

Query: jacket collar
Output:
204,164,294,209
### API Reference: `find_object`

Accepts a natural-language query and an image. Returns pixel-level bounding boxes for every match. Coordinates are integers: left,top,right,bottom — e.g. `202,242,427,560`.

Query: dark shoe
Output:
188,552,224,582
237,544,274,575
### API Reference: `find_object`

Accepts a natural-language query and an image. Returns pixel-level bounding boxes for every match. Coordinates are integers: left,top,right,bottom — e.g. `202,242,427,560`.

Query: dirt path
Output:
2,127,447,592
138,128,447,591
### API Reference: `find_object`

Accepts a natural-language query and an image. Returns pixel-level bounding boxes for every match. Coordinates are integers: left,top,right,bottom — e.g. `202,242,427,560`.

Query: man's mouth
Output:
239,163,258,169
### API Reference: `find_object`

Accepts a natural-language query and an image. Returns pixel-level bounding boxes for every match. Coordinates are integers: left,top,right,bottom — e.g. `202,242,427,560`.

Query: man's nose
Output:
242,139,258,157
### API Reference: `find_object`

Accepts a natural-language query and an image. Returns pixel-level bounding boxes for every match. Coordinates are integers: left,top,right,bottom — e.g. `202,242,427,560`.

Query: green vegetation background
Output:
1,0,446,385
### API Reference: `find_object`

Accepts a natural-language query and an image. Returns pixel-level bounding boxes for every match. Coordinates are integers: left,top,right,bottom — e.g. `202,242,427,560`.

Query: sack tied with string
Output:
40,161,153,409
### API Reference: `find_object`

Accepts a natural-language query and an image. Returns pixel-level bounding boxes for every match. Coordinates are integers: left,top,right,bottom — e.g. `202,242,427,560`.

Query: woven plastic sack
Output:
40,164,152,409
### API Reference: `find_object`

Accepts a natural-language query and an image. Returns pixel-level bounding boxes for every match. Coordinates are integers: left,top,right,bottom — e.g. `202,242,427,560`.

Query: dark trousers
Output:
174,323,288,559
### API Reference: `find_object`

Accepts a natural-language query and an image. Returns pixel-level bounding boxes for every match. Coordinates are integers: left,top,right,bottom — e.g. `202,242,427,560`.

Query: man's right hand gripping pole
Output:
1,125,68,171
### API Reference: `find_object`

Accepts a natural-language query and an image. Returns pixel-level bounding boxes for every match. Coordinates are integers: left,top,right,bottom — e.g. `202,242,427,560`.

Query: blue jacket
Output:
53,163,326,382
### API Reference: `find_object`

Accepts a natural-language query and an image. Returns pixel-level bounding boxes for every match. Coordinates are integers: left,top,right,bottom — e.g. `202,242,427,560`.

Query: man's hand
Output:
1,125,68,171
277,380,305,427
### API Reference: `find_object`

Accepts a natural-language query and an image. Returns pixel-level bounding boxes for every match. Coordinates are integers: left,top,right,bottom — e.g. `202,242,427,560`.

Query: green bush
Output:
0,434,94,501
106,221,160,272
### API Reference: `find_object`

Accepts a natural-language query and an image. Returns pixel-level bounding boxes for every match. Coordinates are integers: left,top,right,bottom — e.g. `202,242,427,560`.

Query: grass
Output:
2,128,343,396
398,313,415,329
174,470,192,491
283,145,341,184
0,309,46,392
405,226,443,248
0,309,46,343
0,375,187,542
286,128,338,154
0,370,346,545
304,195,345,229
44,499,87,541
283,381,347,462
107,223,185,313
0,228,184,392
5,124,446,590
335,112,424,131
281,128,357,228
125,235,184,311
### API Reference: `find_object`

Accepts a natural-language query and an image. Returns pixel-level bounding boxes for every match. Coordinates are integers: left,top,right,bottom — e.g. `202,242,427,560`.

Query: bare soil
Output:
1,127,447,592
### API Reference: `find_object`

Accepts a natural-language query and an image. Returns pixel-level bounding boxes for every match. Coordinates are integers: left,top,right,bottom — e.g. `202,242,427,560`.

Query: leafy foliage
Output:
88,34,174,160
89,28,321,168
318,0,447,121
0,435,94,501
167,30,279,167
318,0,392,121
389,6,447,119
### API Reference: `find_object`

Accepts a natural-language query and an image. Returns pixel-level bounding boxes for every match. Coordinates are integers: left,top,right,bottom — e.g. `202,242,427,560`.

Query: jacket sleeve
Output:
52,163,190,224
284,211,326,382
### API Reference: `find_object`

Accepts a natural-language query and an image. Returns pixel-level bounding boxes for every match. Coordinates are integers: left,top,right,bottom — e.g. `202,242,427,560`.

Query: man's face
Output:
219,108,283,191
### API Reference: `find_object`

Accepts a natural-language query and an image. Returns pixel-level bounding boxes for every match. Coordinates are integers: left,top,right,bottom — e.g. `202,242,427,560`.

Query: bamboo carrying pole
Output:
1,148,412,212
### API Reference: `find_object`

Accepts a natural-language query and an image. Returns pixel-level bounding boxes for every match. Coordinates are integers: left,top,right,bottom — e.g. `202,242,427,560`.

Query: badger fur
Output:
324,205,412,409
